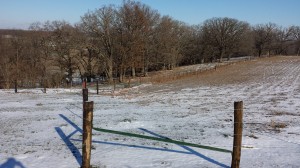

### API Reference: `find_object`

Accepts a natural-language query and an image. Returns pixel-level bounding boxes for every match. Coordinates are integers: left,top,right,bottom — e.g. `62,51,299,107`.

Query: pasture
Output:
1,56,300,168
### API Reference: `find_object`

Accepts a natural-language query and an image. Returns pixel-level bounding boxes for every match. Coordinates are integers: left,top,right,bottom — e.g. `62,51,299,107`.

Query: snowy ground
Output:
1,56,300,168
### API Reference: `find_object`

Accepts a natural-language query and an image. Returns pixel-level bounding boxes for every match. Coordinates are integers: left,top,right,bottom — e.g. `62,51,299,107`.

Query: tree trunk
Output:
143,50,149,76
107,58,113,83
258,49,262,57
131,67,136,78
142,54,147,76
87,62,92,83
219,48,224,62
118,67,125,83
227,54,231,61
201,58,204,64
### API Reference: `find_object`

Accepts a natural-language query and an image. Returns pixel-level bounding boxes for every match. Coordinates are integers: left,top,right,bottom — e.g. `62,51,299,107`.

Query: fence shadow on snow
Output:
57,113,230,167
139,128,230,168
55,114,83,166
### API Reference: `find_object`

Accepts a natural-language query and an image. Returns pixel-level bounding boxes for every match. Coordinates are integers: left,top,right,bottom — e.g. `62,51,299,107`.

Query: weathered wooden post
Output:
82,101,93,168
83,89,88,102
82,79,87,89
231,101,243,168
43,79,47,93
14,80,17,93
96,80,99,95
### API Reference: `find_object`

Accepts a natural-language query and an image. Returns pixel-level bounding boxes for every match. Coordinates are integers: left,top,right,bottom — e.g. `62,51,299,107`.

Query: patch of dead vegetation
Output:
268,111,300,116
268,120,288,132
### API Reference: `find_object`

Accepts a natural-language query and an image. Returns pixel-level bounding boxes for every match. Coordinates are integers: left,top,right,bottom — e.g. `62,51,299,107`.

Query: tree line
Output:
1,1,300,88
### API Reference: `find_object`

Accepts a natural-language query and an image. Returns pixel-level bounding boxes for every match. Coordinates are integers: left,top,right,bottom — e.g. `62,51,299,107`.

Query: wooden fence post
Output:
14,80,17,93
82,101,93,168
43,79,47,93
231,101,243,168
96,80,99,95
83,89,88,102
82,79,87,89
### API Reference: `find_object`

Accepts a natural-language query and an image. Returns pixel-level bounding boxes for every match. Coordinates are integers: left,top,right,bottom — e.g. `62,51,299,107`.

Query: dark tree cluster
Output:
1,1,300,88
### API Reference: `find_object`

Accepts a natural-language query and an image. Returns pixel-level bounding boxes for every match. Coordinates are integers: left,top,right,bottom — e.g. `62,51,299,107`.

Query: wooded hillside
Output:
1,1,299,88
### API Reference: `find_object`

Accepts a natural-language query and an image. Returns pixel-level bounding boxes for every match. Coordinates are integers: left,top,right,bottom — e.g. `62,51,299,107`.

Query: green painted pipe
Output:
93,127,232,153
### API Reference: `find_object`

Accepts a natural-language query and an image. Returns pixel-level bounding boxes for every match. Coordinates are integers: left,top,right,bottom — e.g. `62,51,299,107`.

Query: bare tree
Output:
252,23,278,57
202,17,250,62
271,26,294,55
48,21,79,86
180,24,217,65
80,5,117,83
152,16,185,70
0,30,41,88
0,31,17,88
28,22,54,87
289,26,300,55
116,1,160,77
74,24,99,82
10,33,25,88
137,4,160,76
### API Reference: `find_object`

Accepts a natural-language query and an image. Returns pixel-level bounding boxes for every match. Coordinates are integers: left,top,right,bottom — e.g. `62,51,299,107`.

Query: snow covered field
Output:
1,56,300,168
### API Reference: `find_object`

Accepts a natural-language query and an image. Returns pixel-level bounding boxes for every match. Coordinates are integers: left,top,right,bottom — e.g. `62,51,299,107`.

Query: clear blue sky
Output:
1,0,300,29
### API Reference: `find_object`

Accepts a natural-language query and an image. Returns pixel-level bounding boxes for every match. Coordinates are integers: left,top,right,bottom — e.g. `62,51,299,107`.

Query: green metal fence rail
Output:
93,127,232,153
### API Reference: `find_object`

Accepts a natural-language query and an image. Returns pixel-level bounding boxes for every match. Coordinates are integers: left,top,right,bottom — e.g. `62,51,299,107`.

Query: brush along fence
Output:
81,89,243,168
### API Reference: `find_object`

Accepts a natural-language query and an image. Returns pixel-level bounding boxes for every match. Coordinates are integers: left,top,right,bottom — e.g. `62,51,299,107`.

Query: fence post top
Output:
234,101,243,106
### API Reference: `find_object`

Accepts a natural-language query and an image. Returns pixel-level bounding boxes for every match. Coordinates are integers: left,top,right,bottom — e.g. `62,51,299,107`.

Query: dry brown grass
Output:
134,55,300,93
269,120,288,132
268,111,300,116
126,56,300,87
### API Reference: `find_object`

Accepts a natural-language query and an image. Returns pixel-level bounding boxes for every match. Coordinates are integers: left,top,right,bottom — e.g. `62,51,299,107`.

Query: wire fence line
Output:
63,101,300,156
52,89,299,155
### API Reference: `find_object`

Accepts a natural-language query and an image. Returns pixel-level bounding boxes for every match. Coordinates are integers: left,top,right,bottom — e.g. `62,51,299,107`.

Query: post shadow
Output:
0,157,26,168
55,114,83,166
59,114,82,134
58,113,229,167
59,114,195,155
139,128,230,168
55,127,82,166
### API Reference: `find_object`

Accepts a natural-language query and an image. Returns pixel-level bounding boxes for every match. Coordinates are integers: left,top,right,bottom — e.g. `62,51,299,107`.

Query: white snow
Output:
1,56,300,168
